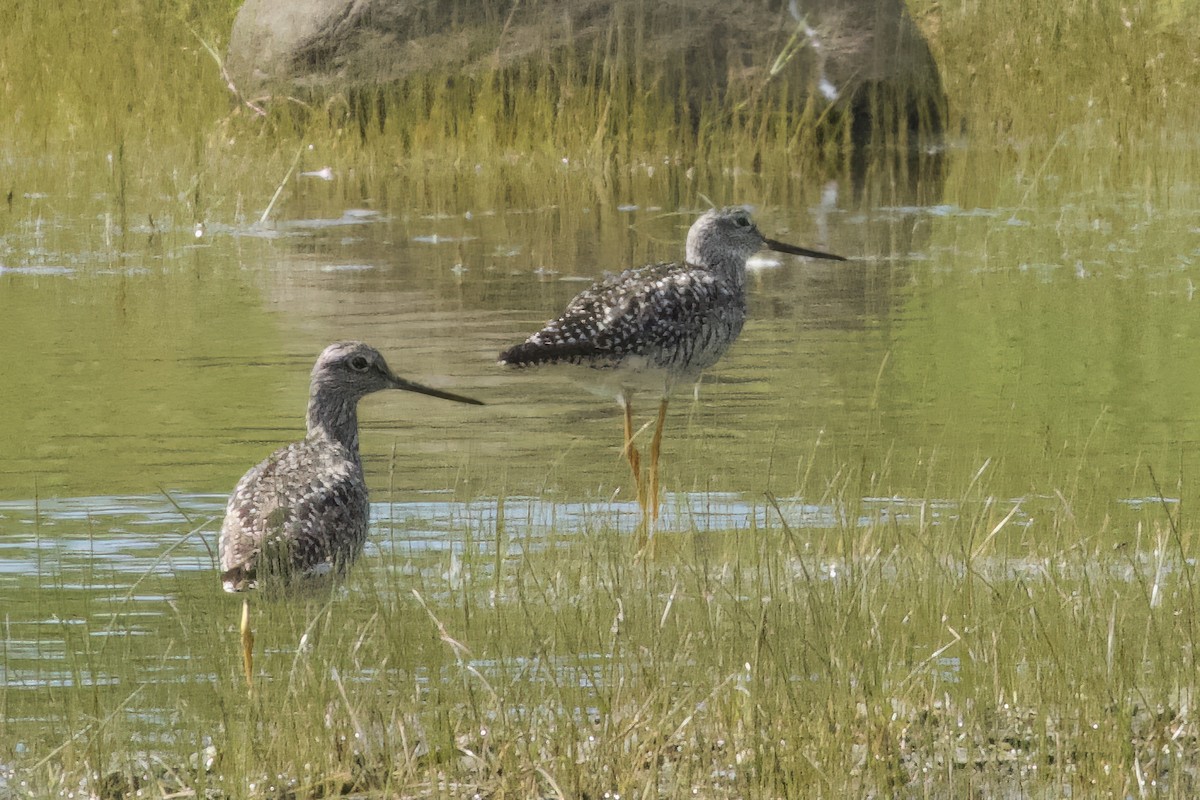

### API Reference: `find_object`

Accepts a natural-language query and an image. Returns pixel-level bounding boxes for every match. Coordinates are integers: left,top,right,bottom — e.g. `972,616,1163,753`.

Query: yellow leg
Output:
622,397,645,513
648,396,668,529
240,596,255,688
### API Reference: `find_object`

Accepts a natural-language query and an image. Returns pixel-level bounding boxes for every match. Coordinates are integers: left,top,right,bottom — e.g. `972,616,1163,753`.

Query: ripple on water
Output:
0,490,1017,582
0,265,75,275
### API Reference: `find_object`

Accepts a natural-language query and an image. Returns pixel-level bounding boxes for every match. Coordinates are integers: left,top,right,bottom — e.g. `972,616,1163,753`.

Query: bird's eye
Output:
349,356,370,372
734,214,751,228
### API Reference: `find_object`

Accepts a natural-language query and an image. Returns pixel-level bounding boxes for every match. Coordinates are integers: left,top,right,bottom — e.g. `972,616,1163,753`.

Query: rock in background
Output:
226,0,945,149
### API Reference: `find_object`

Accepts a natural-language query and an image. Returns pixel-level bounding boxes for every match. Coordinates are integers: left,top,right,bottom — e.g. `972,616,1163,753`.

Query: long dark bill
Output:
393,377,485,405
764,237,847,262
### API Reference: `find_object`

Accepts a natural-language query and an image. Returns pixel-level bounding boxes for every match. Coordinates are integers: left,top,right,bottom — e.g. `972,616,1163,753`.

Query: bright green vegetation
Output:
9,478,1199,798
3,0,1200,797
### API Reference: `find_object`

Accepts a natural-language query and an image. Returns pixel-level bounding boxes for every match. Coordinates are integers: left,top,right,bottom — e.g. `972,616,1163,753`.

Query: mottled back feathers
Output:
499,206,843,384
499,261,744,375
219,437,368,591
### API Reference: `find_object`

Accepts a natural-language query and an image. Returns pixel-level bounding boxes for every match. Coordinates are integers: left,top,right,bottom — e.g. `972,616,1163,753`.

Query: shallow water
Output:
2,173,1196,534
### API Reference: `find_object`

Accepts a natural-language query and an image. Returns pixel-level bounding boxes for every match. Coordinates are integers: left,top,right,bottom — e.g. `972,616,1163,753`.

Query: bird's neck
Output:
688,253,746,291
306,386,361,453
686,240,747,289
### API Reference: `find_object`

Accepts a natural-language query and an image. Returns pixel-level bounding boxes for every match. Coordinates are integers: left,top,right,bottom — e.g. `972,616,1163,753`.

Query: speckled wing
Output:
499,262,744,373
218,440,370,592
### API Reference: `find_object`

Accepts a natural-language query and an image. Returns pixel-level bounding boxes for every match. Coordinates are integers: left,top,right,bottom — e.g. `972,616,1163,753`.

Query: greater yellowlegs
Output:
499,206,846,529
219,341,482,684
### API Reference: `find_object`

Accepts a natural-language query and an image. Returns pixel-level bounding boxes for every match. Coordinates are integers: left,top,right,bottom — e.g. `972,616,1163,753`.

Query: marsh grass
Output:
2,1,1193,296
1,0,932,227
913,0,1200,215
3,0,1195,256
9,450,1200,798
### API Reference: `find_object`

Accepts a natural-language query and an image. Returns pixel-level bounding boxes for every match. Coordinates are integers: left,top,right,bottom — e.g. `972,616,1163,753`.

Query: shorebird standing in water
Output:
219,341,482,685
499,206,846,534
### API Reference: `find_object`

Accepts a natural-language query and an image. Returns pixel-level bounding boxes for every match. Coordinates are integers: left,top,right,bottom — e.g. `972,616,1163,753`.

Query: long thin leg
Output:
621,395,645,513
240,596,255,688
648,396,668,528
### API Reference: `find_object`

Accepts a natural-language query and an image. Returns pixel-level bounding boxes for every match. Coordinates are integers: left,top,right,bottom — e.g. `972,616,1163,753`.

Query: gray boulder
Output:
226,0,945,143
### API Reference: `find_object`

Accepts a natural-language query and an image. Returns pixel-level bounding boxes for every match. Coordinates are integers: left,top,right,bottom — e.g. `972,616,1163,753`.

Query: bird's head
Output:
311,341,483,405
685,206,846,267
311,341,401,400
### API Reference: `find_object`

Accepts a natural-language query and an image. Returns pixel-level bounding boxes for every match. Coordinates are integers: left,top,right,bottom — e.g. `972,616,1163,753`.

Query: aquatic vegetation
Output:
6,472,1200,798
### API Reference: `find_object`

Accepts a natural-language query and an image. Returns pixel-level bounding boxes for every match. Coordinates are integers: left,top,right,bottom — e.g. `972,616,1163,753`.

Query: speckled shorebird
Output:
499,206,846,530
219,341,482,685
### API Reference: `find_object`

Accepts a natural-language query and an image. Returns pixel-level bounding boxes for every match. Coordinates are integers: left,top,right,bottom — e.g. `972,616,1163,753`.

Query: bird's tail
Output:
498,340,593,367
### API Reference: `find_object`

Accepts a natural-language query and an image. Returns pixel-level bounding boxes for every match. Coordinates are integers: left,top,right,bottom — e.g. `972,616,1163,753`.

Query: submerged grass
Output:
8,454,1200,798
